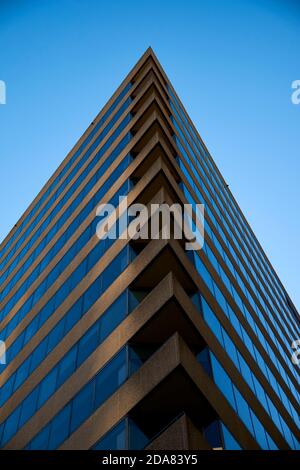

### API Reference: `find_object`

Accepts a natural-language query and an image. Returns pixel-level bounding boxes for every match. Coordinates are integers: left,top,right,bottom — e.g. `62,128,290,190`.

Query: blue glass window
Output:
221,423,241,450
48,404,72,450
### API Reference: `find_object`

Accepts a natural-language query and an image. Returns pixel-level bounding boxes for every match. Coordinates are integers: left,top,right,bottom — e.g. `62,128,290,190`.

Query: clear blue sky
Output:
0,0,299,308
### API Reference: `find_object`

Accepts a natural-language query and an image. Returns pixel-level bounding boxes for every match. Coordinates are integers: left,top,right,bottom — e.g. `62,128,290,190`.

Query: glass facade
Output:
0,50,298,451
166,84,299,449
0,76,136,448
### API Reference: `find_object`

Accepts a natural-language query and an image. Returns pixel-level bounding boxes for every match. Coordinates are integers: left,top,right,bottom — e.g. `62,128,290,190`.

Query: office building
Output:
0,49,299,450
